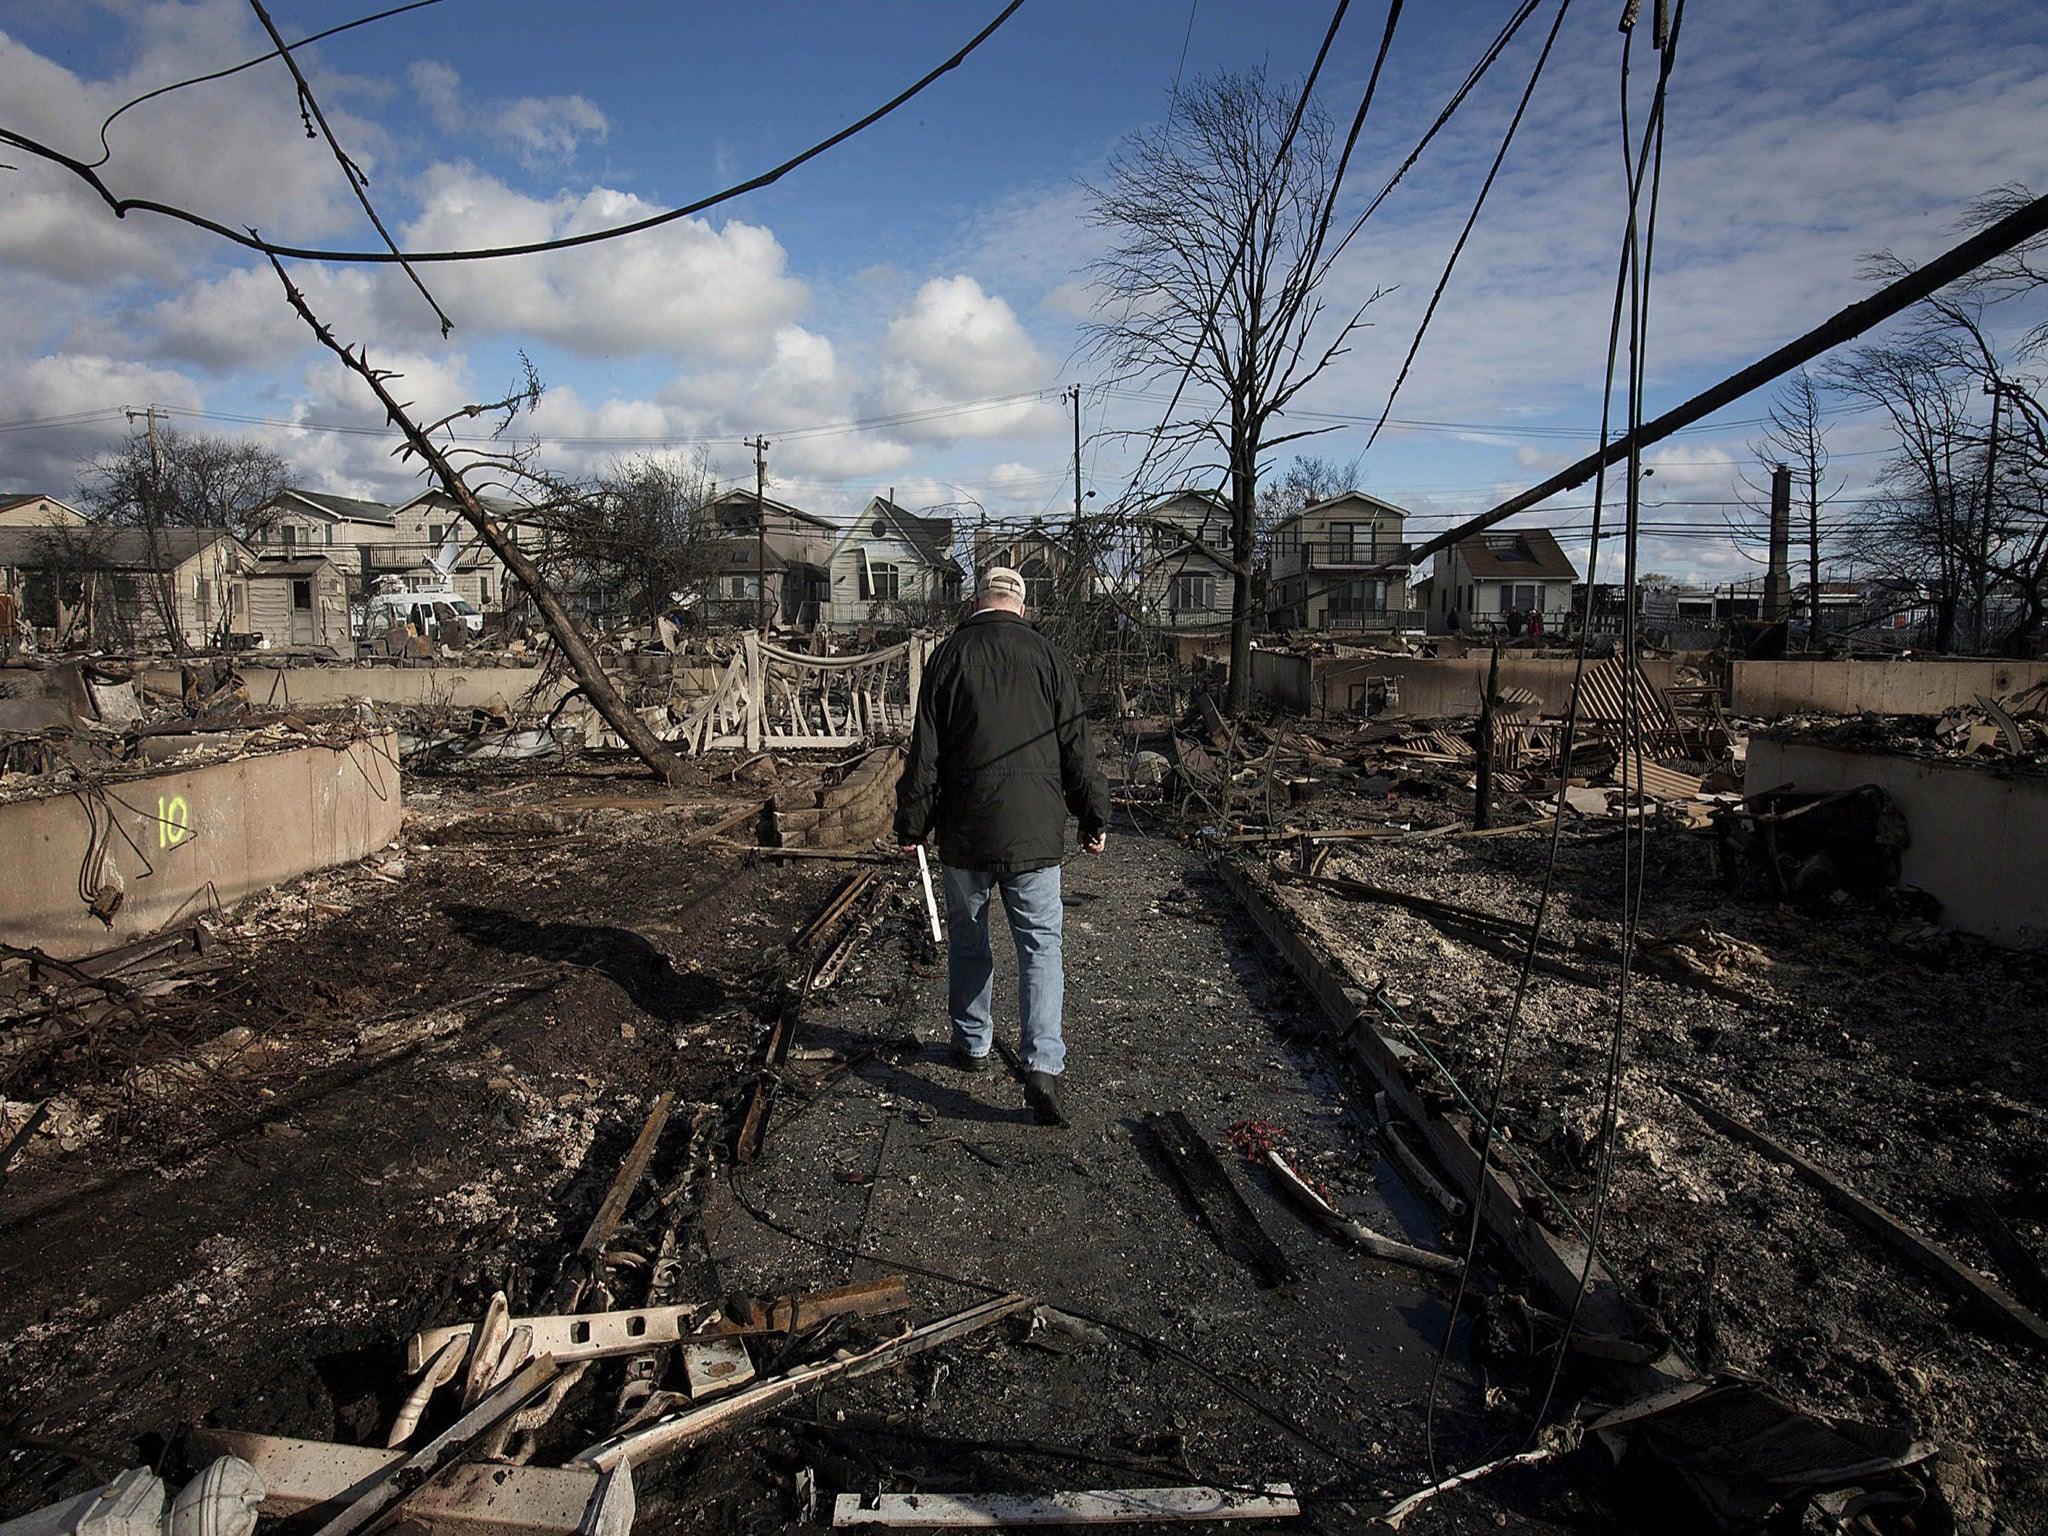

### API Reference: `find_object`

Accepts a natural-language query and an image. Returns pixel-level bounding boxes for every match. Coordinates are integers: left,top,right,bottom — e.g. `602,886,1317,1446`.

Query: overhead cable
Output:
0,0,1027,265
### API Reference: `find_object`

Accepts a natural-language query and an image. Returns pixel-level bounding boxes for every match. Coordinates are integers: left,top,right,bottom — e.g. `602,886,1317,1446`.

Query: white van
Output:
360,589,484,639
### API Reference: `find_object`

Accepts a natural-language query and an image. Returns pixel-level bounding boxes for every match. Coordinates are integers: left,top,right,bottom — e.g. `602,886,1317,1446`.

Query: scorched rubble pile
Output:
1,644,2046,1534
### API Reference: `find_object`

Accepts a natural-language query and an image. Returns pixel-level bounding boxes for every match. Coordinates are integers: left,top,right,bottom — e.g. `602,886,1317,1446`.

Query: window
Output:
292,580,312,611
479,577,491,605
869,562,899,601
1173,573,1216,612
1329,522,1376,561
324,525,334,545
872,518,887,538
1331,578,1387,615
1021,557,1054,609
281,525,296,553
428,524,446,545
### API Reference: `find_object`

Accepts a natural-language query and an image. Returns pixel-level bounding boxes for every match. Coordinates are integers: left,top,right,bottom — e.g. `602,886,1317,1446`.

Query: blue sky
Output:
2,0,2045,584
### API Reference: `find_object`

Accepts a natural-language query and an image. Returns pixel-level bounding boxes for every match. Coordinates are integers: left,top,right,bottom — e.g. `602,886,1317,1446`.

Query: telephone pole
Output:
124,403,186,655
124,404,167,512
1068,386,1083,524
745,435,771,634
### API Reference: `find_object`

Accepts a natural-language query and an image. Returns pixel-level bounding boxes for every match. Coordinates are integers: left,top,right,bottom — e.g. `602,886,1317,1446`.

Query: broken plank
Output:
545,1092,675,1312
1679,1092,2048,1354
1964,1194,2048,1320
1141,1111,1294,1288
1261,1149,1461,1277
311,1355,562,1536
574,1294,1033,1473
410,1282,913,1382
189,1431,632,1536
683,801,767,848
702,1276,912,1337
831,1484,1299,1527
1277,866,1526,936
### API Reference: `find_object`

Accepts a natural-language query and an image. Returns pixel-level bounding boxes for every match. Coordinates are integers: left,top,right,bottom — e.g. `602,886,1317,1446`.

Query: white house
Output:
244,556,350,650
390,490,529,612
0,493,88,529
823,496,964,632
0,524,254,650
1428,528,1579,636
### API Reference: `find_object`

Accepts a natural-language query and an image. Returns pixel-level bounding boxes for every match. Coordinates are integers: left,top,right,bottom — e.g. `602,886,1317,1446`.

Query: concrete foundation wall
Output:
1732,659,2048,718
1250,648,1312,710
2,733,405,959
148,666,576,712
1301,654,1674,718
1746,733,2048,949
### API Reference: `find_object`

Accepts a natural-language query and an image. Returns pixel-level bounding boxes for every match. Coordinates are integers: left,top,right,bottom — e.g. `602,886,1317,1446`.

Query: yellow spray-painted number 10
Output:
157,795,191,848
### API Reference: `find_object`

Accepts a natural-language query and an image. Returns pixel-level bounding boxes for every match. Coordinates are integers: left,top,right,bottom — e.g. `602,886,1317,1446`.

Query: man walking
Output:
895,566,1109,1126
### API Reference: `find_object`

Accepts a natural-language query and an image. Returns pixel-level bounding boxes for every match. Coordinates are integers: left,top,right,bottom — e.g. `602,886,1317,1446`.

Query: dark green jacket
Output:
894,610,1109,873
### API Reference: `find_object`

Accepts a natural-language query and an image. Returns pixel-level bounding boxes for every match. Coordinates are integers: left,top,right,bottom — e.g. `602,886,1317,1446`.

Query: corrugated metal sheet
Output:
1619,751,1703,802
1573,657,1682,739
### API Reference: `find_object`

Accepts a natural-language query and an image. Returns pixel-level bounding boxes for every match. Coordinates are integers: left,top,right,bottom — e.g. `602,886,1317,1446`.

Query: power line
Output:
86,1,447,171
1364,0,1572,450
0,1,1028,267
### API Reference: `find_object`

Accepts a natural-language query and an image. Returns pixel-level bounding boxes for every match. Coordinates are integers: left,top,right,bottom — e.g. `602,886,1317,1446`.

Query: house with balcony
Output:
698,488,837,629
389,490,534,614
1428,527,1578,636
1267,491,1416,634
1135,490,1235,634
823,496,964,633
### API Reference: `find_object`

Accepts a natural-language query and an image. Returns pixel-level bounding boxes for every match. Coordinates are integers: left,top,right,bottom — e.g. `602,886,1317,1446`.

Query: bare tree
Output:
1085,68,1381,713
1255,451,1364,543
1825,190,2048,653
527,450,724,626
77,424,288,537
75,423,289,654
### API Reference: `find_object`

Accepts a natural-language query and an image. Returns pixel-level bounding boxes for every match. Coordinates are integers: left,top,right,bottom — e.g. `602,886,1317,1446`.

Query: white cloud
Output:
384,166,808,359
878,276,1060,440
406,60,609,169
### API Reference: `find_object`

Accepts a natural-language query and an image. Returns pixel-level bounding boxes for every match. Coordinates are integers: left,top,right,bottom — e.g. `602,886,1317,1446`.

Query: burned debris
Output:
6,624,2044,1536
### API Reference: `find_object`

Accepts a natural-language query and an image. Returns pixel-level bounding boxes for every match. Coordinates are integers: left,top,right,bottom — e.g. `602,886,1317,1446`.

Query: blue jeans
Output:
941,863,1066,1076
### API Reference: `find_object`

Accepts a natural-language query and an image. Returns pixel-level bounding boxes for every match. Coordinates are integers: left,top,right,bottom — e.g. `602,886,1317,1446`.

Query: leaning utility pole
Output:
746,435,771,635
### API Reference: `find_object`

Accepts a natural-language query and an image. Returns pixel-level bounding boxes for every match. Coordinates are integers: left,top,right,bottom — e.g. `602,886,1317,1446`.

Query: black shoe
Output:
951,1043,991,1073
1024,1070,1068,1127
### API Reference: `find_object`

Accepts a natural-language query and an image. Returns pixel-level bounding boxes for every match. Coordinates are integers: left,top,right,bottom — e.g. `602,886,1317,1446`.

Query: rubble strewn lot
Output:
4,652,2048,1535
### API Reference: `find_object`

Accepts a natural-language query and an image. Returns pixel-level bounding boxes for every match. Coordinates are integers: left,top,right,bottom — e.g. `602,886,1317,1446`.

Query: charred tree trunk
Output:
272,260,687,785
1474,645,1500,831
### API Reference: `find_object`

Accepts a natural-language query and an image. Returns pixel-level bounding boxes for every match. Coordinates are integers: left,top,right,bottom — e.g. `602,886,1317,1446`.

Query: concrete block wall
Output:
145,666,577,713
1746,732,2048,949
3,733,405,959
1732,660,2048,718
771,745,905,848
1301,654,1675,718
